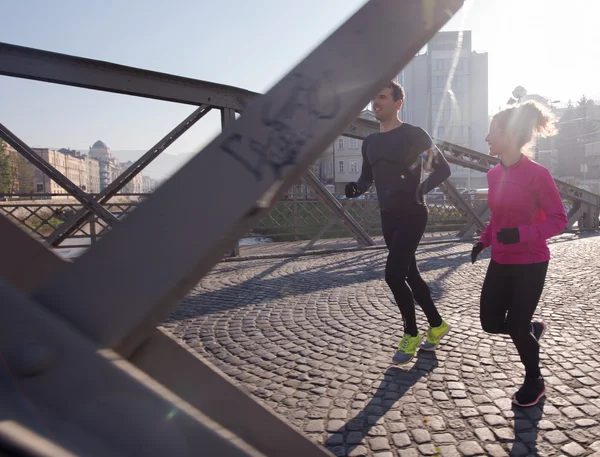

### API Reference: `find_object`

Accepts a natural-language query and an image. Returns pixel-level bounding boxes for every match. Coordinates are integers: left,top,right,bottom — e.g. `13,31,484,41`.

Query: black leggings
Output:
480,260,549,378
381,208,442,336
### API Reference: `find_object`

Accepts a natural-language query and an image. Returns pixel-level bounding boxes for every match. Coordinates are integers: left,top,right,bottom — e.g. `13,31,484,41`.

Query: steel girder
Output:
0,1,465,455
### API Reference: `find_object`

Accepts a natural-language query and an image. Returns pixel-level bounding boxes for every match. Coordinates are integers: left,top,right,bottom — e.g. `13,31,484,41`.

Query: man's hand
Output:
471,242,484,264
345,182,359,198
496,228,520,245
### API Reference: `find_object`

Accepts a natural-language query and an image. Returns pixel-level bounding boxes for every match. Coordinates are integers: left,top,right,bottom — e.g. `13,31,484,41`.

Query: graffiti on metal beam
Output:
220,72,341,181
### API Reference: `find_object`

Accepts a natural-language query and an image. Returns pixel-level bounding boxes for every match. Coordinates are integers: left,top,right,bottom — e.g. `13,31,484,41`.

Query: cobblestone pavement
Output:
162,232,600,457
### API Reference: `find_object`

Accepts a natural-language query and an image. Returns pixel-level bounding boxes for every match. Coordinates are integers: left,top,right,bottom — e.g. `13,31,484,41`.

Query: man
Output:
345,80,451,364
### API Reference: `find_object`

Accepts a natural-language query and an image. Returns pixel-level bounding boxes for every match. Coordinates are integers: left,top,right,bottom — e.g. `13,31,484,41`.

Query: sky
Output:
1,0,599,157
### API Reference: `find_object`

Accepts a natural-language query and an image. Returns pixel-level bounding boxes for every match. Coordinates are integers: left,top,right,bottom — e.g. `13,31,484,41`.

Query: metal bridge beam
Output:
0,42,256,112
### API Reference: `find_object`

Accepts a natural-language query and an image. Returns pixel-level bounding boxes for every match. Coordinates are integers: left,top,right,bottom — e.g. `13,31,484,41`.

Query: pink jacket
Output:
478,155,568,264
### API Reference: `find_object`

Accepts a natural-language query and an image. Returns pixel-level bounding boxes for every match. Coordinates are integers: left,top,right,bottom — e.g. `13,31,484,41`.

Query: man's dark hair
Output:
388,80,405,102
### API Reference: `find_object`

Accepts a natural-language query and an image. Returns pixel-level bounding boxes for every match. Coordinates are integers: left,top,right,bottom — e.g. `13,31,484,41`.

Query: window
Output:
453,75,465,88
36,184,43,192
339,161,344,173
432,76,445,89
337,138,344,149
349,138,359,149
432,109,445,122
437,126,445,137
350,160,358,173
327,161,333,175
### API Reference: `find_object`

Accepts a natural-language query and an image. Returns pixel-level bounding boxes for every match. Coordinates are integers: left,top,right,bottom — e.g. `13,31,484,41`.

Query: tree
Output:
0,140,14,193
13,152,36,193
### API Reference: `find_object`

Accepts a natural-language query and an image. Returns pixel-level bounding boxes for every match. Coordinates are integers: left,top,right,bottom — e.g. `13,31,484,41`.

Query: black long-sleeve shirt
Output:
354,123,451,212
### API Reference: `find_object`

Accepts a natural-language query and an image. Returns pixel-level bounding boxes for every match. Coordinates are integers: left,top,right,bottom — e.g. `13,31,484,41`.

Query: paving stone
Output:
562,406,585,419
474,427,495,442
561,442,587,456
493,427,514,442
392,433,411,448
575,418,597,427
305,420,324,433
368,425,387,437
538,419,557,430
437,446,461,457
432,433,456,444
388,422,408,433
326,420,346,432
484,443,509,457
483,415,508,426
418,443,439,455
457,441,484,456
544,430,569,444
411,428,431,444
432,391,449,401
369,437,390,451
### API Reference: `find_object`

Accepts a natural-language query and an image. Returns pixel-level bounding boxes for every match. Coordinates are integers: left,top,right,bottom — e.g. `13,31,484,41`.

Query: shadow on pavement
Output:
509,398,545,457
324,351,439,456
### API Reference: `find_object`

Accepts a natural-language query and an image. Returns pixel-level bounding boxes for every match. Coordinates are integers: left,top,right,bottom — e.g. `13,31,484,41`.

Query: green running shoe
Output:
392,333,422,364
421,318,450,351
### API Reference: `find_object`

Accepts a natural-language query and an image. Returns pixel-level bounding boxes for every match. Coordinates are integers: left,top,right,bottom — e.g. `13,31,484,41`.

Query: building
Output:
84,155,101,194
118,161,143,194
31,148,85,194
11,140,152,197
88,140,120,190
312,110,373,195
400,30,489,189
142,175,157,193
58,149,88,192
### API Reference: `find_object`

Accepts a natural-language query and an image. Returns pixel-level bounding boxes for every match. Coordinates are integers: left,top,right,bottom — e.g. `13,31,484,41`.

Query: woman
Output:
471,101,568,407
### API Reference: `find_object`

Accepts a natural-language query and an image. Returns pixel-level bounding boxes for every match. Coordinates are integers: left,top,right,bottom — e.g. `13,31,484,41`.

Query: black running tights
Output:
381,208,442,336
480,260,549,378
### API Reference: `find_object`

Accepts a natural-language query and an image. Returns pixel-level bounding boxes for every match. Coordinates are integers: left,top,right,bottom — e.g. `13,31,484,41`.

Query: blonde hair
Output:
492,101,557,155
